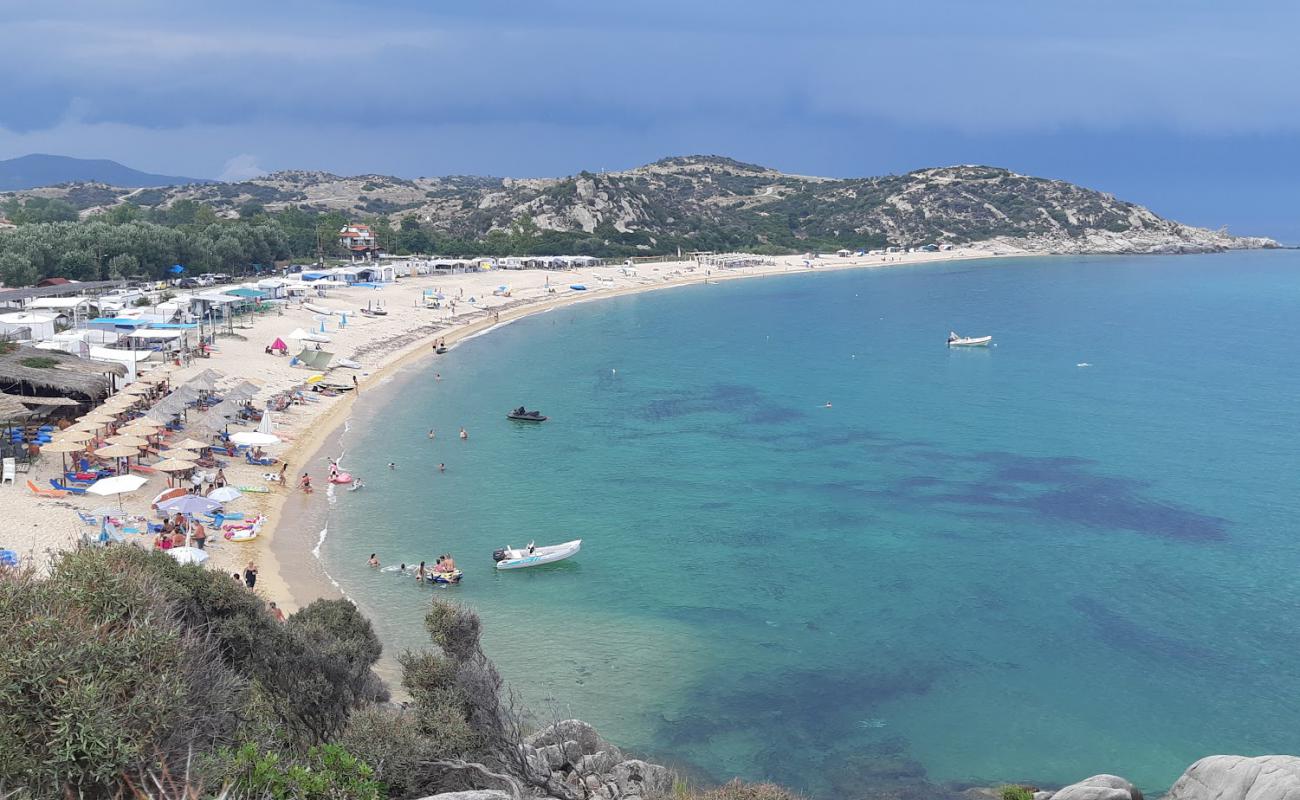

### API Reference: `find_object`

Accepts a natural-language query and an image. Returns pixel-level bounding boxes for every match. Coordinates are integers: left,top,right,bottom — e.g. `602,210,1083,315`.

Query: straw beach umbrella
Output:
41,438,89,471
162,449,199,462
106,435,150,448
122,383,152,395
95,443,141,459
171,437,211,451
119,421,162,435
153,458,197,473
56,429,96,443
154,458,198,488
79,411,117,424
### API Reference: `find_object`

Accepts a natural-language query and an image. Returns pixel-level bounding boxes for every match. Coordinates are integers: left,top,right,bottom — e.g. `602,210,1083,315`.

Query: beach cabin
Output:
256,279,289,299
27,296,97,329
0,312,56,343
353,265,395,283
836,248,853,257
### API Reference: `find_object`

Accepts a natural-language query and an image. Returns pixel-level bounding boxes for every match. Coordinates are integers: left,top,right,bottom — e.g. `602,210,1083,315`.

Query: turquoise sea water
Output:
319,252,1300,796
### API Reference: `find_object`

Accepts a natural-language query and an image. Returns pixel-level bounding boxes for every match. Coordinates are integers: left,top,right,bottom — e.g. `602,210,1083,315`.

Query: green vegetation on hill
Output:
0,154,1252,289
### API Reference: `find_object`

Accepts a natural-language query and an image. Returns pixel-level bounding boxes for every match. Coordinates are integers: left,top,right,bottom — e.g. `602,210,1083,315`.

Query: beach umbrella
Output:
171,437,211,451
95,443,142,458
86,473,149,512
158,494,220,515
119,421,162,435
56,430,96,443
230,431,280,447
152,487,189,506
106,434,149,447
123,383,153,395
168,546,209,566
207,486,242,503
41,438,88,471
163,449,200,461
79,411,117,424
68,420,106,433
138,371,173,384
153,458,198,474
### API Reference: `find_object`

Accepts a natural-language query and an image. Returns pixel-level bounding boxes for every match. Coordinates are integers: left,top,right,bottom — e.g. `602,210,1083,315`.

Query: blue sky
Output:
2,0,1297,239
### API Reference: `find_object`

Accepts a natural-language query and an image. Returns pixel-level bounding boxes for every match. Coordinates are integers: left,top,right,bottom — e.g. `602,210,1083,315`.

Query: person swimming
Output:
388,462,396,469
368,553,379,567
459,427,468,440
438,463,445,472
427,429,435,439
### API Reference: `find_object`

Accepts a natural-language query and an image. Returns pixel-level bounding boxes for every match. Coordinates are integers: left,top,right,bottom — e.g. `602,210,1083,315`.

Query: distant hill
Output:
0,154,211,191
0,154,1276,255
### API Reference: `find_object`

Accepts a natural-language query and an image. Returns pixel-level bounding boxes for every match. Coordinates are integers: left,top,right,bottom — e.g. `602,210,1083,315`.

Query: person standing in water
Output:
415,561,426,583
459,427,468,440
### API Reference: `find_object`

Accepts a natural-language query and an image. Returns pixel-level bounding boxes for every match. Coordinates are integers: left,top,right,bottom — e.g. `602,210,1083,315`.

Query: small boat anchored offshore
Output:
493,539,581,569
947,331,992,347
507,406,547,422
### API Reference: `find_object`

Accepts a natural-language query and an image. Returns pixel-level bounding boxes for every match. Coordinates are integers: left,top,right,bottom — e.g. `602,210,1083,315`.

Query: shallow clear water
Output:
320,252,1300,795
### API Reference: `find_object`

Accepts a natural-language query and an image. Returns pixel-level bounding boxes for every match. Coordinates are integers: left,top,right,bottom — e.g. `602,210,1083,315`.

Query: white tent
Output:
0,312,55,342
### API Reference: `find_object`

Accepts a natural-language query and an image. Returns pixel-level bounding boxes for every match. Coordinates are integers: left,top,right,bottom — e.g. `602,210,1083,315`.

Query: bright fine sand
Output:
2,248,1005,611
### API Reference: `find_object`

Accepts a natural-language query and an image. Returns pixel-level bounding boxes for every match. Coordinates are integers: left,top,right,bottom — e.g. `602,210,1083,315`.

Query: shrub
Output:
1000,785,1035,800
693,780,806,800
0,552,243,796
222,742,383,800
341,705,447,799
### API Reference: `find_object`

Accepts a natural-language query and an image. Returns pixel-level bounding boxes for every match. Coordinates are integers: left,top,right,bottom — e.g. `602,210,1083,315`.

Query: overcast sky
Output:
3,0,1297,238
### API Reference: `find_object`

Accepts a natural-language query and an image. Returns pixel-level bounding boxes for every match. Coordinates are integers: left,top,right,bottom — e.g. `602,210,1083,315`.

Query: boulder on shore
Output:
1045,774,1143,800
414,792,512,800
1167,755,1300,800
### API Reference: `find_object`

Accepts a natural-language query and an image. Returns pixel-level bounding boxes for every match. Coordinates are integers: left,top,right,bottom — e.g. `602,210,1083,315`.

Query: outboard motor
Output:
492,548,508,562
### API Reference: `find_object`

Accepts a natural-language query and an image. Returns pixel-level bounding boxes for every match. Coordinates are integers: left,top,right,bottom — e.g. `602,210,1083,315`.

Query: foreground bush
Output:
692,780,807,800
222,742,384,800
0,551,242,795
0,546,385,796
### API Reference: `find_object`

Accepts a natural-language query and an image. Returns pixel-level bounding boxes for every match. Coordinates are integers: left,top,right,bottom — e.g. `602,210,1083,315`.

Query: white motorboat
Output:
492,539,581,570
304,303,337,316
947,332,992,347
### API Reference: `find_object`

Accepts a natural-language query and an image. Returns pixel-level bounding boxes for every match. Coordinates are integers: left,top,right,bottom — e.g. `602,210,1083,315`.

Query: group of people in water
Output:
369,552,460,584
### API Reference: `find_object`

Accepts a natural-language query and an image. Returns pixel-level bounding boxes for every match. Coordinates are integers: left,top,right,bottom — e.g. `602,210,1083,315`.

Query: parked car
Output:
177,277,199,289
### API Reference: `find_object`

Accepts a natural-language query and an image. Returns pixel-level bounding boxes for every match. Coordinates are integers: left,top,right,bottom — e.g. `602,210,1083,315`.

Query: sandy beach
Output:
4,247,1014,611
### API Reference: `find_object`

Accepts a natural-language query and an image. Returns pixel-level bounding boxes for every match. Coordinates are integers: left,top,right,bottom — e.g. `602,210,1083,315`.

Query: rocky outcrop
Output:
1038,774,1143,800
416,792,513,800
521,720,674,799
1166,755,1300,800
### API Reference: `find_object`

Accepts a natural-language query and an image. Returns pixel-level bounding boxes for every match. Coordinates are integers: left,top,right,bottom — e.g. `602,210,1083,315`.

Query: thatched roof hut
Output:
0,346,125,403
